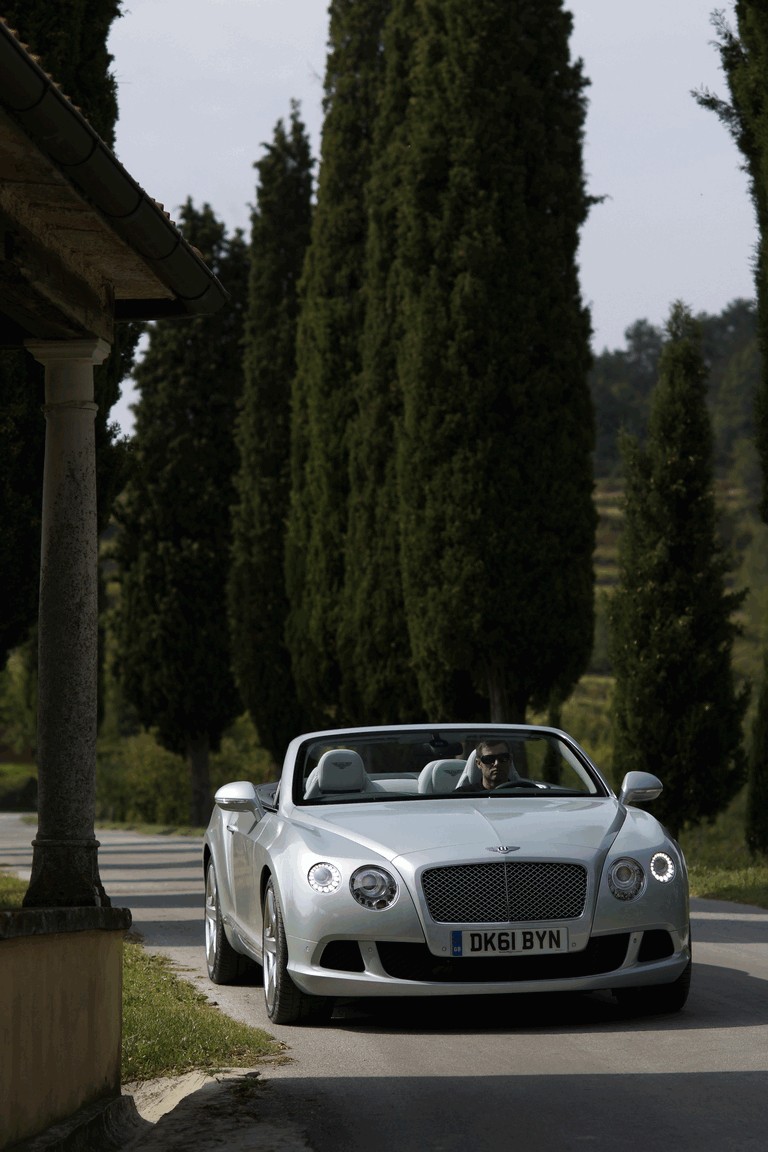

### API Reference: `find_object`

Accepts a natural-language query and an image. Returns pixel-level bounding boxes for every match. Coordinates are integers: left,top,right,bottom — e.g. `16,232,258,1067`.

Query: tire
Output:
205,861,249,983
262,878,333,1025
614,955,692,1015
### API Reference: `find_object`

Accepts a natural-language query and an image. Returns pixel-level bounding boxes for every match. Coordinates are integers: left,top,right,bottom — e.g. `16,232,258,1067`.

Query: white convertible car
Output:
203,724,691,1024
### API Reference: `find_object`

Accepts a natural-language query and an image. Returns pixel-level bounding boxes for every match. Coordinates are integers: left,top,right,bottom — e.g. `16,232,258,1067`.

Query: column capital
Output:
24,337,111,368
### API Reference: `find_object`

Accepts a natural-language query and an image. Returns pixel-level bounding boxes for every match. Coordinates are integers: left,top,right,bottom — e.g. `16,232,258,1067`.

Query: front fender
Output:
593,808,689,935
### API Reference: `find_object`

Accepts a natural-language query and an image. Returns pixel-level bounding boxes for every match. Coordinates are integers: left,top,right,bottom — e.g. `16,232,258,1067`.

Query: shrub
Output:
210,714,279,791
97,732,188,824
96,715,277,826
0,762,37,811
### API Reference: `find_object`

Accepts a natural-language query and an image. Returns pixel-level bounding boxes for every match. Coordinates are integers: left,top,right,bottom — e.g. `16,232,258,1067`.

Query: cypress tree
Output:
747,655,768,855
337,0,424,723
609,303,748,839
395,0,596,721
284,0,390,725
115,202,246,825
229,106,314,763
698,6,768,519
1,0,121,143
697,5,768,853
0,356,43,664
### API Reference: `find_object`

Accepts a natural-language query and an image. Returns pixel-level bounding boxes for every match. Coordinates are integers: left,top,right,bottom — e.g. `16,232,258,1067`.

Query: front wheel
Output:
205,861,249,983
262,879,332,1024
614,955,692,1015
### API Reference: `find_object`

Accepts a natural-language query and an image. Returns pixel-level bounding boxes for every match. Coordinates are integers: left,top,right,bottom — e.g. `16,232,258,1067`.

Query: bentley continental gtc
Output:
203,724,691,1024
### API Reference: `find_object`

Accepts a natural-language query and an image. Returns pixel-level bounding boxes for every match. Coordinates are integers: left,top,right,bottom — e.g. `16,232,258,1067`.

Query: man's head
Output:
475,740,512,790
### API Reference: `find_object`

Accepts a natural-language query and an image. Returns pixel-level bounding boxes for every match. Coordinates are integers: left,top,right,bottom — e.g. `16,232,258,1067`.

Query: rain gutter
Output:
0,19,229,318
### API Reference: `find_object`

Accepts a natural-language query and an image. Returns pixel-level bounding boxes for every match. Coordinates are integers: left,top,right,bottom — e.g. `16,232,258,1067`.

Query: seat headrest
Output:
316,748,366,793
418,759,467,794
454,749,481,789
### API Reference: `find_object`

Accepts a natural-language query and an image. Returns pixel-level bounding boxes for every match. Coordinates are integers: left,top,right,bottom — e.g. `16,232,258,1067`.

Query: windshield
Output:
294,726,606,805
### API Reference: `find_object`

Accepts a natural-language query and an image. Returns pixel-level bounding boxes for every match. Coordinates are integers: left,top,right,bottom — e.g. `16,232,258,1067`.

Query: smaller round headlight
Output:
650,851,676,883
307,862,341,894
350,866,398,910
608,857,645,901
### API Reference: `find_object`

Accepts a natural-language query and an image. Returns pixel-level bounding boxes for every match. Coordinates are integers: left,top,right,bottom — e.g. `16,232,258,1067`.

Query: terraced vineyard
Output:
593,481,623,591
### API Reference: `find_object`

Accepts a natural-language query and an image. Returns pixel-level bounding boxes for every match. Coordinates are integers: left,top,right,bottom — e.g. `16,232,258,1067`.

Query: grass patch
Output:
1,876,281,1081
0,870,27,908
122,938,282,1082
686,864,768,906
680,787,768,908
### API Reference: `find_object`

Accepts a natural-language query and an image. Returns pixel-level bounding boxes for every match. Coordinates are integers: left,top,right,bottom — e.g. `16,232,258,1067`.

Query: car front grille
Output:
421,862,588,923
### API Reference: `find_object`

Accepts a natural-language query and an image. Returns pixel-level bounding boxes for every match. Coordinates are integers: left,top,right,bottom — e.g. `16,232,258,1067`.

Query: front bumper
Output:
286,927,691,999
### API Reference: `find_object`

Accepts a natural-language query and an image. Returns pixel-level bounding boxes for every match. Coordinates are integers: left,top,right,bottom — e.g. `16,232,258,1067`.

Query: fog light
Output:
608,857,645,901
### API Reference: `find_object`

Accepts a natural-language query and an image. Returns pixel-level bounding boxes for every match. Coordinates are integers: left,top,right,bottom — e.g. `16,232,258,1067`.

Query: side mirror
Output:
214,780,259,814
618,771,663,806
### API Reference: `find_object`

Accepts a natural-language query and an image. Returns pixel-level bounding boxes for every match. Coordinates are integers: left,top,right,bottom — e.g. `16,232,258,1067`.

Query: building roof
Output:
0,18,229,345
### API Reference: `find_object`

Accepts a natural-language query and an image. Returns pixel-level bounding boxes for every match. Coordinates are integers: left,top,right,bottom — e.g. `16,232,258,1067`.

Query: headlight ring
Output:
608,857,645,901
649,851,676,883
350,865,398,910
307,862,342,894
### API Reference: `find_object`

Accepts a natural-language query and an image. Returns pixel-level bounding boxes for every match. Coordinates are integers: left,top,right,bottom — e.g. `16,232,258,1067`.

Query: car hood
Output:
297,796,624,864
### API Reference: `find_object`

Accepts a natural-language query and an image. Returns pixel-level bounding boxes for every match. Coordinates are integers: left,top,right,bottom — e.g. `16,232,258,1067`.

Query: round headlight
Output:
350,866,398,910
307,862,341,893
650,851,676,883
608,857,645,901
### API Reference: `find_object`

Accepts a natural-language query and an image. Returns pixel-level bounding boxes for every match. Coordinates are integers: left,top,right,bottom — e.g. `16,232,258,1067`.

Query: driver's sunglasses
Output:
479,752,511,765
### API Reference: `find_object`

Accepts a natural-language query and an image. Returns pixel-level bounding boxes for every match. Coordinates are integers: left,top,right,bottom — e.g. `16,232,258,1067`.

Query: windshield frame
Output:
290,724,610,806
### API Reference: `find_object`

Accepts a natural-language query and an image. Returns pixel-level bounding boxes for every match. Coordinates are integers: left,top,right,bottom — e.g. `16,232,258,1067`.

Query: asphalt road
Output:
3,812,768,1151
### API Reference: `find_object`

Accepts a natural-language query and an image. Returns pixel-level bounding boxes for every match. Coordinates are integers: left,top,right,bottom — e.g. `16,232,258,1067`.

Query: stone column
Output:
23,338,111,908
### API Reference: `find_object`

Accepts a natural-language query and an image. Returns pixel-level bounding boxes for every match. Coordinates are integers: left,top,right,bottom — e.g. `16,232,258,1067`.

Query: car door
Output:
230,785,277,946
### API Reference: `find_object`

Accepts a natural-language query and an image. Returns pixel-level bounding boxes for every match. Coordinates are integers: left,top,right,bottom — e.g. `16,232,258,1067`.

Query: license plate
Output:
451,927,569,956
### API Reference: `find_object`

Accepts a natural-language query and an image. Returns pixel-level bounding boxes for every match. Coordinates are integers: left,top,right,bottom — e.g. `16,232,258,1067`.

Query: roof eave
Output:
0,20,229,320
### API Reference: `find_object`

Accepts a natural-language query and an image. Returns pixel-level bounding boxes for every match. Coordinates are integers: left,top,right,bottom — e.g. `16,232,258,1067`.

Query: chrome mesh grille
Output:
421,862,587,923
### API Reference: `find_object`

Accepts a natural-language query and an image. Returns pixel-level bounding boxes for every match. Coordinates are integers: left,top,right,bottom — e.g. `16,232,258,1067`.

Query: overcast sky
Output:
107,0,755,434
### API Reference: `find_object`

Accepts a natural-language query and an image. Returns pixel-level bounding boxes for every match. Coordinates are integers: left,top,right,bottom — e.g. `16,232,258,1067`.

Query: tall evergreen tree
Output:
284,0,390,725
698,6,768,518
747,655,768,855
590,301,760,483
229,106,314,763
0,0,137,667
0,356,43,664
698,6,768,847
610,303,748,839
394,0,596,722
590,320,665,478
337,0,424,723
1,0,121,142
115,202,246,825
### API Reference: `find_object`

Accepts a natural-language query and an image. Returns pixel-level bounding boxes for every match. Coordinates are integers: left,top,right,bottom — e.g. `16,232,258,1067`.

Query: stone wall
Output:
0,906,131,1148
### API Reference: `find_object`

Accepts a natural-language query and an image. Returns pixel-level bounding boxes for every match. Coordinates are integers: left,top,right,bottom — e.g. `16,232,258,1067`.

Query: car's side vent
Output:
318,940,365,972
637,929,675,962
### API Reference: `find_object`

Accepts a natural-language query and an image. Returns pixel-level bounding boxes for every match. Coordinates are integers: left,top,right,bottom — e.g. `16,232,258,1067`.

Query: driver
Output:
455,739,526,792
